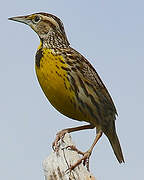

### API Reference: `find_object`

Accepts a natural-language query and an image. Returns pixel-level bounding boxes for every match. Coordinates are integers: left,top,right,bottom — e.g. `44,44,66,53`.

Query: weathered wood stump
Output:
43,133,96,180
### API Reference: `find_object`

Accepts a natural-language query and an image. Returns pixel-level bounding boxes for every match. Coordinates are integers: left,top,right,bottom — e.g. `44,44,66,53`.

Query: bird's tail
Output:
105,130,125,163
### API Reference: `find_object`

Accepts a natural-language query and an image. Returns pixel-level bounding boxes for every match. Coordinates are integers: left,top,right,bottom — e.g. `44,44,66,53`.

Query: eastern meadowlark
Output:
9,12,124,170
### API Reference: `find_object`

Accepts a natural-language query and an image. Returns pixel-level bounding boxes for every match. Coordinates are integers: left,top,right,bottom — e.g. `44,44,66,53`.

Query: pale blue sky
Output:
1,0,144,179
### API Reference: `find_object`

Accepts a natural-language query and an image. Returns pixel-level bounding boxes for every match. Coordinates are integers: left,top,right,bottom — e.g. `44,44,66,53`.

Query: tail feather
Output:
106,131,125,163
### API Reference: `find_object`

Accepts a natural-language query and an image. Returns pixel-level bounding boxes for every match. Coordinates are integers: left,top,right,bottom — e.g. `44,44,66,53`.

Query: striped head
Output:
9,12,70,48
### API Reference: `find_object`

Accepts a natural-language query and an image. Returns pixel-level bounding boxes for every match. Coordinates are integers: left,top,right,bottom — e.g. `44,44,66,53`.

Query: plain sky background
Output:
1,0,144,179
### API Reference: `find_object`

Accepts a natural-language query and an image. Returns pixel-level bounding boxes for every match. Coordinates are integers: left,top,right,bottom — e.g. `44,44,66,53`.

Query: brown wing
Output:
63,47,117,117
81,55,117,115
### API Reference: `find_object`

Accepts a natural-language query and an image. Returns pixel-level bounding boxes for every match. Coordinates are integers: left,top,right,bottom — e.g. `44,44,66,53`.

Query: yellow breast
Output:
35,46,86,121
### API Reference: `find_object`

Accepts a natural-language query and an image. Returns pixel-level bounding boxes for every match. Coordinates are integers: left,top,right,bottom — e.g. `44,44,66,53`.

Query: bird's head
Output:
9,12,70,48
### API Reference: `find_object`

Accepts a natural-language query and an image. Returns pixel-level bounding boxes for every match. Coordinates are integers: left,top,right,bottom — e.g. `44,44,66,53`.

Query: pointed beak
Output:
8,15,30,25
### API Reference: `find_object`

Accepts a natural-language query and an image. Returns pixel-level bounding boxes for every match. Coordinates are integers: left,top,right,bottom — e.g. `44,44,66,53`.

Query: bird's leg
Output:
52,124,95,152
66,130,103,171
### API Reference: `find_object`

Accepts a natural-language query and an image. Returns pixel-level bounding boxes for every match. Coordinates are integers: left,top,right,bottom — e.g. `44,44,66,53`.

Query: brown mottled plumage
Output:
9,12,124,170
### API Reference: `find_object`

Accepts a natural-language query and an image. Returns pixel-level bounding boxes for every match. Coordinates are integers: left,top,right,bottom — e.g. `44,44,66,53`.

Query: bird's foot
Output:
52,129,68,152
65,145,92,172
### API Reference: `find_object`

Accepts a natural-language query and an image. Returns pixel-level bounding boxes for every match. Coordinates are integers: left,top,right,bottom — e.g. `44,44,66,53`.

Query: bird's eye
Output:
33,15,40,23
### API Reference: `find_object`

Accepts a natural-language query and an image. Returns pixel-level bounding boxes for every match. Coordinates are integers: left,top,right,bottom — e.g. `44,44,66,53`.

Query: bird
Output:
9,12,124,170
